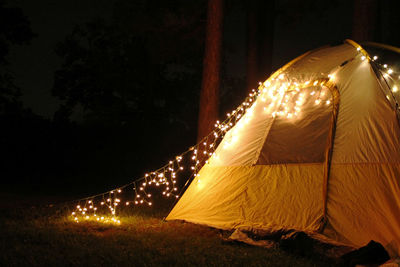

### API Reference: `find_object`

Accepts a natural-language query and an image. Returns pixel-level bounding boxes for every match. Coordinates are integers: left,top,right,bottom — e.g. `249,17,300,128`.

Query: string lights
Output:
351,42,400,115
68,43,400,224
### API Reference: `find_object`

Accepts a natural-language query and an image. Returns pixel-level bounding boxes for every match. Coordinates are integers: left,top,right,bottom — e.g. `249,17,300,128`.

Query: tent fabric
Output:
166,41,400,257
256,86,334,164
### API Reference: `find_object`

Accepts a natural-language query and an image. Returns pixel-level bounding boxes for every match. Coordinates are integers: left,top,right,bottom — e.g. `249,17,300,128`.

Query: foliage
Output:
53,0,206,128
38,0,213,194
0,0,35,115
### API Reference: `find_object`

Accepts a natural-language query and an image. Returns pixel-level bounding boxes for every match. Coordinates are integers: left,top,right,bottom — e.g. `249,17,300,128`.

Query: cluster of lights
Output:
259,76,334,120
69,42,400,224
70,86,260,223
355,45,400,114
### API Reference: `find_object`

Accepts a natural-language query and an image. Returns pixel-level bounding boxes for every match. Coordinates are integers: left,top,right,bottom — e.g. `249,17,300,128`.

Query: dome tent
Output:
166,40,400,257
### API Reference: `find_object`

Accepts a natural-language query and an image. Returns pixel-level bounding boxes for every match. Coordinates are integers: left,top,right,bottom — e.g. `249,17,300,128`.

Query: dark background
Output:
1,0,399,197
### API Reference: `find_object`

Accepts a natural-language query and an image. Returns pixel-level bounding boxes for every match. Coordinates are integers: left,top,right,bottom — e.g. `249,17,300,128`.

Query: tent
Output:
166,40,400,257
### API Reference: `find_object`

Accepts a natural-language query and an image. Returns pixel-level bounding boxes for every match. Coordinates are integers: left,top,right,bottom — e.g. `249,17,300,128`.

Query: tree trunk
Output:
352,0,380,42
246,0,275,93
197,0,223,142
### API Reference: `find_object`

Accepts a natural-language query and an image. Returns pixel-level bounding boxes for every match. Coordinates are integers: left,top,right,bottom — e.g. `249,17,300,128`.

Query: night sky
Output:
8,0,114,118
6,0,360,119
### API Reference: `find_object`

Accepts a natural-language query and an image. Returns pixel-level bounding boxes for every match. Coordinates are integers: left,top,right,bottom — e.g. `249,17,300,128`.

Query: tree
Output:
246,0,275,93
53,0,206,129
52,0,208,180
352,0,380,42
197,0,224,142
0,1,35,115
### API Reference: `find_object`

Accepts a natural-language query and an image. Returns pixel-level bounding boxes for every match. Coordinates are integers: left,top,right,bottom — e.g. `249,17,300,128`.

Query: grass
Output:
0,194,341,267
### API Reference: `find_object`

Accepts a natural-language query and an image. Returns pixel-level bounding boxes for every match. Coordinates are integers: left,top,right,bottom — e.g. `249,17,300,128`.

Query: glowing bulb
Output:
326,100,331,105
361,56,366,61
384,64,388,68
388,69,393,74
315,99,321,105
392,86,398,92
373,55,378,60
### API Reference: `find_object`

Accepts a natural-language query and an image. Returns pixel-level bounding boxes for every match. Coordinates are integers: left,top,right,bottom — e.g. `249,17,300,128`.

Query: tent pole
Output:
320,82,340,232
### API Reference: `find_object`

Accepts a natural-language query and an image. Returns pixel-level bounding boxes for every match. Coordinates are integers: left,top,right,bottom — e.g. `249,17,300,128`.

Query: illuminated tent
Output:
166,40,400,257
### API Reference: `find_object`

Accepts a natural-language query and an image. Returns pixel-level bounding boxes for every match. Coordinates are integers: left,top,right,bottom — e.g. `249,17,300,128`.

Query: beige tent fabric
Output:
323,56,400,256
326,164,400,257
166,41,400,257
331,58,400,163
168,164,325,232
256,86,333,164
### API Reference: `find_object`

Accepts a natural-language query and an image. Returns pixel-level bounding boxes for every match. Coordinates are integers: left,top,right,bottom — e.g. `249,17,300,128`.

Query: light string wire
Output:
60,44,400,224
59,86,261,223
357,46,400,115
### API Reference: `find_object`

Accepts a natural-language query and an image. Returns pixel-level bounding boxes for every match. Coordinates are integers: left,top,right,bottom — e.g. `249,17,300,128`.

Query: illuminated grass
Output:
0,197,339,267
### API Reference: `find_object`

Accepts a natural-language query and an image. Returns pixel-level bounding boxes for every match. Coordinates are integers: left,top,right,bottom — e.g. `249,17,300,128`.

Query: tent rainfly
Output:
166,40,400,258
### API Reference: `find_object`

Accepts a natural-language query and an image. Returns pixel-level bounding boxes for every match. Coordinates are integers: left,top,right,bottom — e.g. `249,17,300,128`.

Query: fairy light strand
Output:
67,44,400,224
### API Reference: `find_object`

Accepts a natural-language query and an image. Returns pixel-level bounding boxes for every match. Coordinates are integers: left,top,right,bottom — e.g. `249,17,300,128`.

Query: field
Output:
0,194,341,267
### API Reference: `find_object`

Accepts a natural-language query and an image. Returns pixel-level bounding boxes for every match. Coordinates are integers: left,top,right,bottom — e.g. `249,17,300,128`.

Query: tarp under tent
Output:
166,40,400,257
